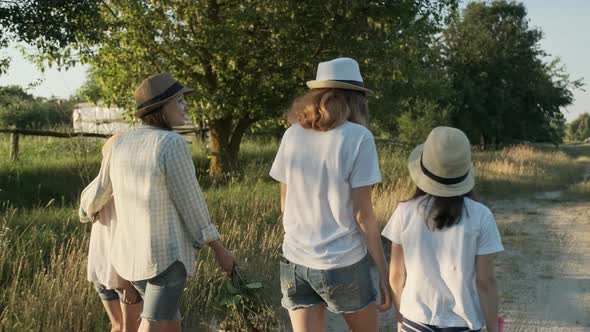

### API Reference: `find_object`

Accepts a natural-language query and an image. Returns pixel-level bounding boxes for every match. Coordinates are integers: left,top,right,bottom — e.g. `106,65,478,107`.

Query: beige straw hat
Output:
134,73,193,118
408,126,475,197
306,57,373,94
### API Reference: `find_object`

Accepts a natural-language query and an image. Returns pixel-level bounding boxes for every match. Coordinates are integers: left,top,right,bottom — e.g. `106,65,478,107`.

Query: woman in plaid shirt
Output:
83,73,235,332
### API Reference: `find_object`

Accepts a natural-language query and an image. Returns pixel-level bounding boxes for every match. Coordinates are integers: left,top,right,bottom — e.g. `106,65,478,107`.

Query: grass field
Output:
0,134,588,331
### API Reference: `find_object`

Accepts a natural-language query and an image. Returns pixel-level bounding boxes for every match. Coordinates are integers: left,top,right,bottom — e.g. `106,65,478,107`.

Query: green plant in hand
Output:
217,266,271,332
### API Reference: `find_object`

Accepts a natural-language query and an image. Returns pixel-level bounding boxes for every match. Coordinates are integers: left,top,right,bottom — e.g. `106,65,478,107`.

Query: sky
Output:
0,0,588,122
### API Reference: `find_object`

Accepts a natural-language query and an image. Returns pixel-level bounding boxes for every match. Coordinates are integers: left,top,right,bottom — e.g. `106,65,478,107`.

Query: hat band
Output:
137,82,184,110
330,79,365,88
420,154,469,185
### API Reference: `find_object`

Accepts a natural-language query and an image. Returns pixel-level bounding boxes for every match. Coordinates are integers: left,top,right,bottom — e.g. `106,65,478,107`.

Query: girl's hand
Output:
377,276,393,312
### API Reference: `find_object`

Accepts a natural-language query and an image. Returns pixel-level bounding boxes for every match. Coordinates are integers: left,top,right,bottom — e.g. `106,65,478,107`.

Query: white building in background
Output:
72,102,130,134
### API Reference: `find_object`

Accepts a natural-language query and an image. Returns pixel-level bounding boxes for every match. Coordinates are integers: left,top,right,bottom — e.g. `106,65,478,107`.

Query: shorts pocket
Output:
321,256,374,312
150,261,187,289
280,259,297,296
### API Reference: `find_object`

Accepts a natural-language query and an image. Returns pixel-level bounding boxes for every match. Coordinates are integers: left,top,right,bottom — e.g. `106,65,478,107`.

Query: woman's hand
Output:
209,240,236,275
215,247,235,275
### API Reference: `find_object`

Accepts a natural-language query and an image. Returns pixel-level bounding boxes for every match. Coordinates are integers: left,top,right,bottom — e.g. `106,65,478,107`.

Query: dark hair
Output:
140,107,172,130
407,187,475,230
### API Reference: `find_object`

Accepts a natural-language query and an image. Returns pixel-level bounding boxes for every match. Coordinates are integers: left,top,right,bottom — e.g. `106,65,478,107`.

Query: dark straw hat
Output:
134,73,193,118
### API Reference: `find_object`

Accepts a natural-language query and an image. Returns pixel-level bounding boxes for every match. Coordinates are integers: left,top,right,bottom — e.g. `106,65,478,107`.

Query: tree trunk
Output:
479,131,487,151
208,118,232,178
208,116,251,178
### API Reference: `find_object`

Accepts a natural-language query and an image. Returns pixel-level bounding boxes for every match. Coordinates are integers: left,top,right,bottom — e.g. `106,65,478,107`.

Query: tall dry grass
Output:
474,145,586,198
0,135,588,331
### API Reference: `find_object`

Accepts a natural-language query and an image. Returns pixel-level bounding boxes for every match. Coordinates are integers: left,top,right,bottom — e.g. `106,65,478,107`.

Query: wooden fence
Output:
0,127,207,161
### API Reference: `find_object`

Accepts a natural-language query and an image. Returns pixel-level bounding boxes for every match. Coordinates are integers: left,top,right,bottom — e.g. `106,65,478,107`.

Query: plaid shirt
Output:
83,125,219,281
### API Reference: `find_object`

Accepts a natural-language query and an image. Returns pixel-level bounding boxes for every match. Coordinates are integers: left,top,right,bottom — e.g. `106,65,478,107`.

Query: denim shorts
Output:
94,282,142,304
280,254,376,314
131,261,187,321
94,283,123,302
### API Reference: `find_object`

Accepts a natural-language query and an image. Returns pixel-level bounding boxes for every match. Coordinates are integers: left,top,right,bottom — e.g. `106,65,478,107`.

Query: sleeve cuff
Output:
79,206,91,223
193,224,221,249
269,171,287,184
351,177,382,188
477,245,504,256
381,231,401,244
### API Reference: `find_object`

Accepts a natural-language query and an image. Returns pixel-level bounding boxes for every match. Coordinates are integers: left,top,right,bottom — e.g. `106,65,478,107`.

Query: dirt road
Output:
325,173,590,331
491,195,590,331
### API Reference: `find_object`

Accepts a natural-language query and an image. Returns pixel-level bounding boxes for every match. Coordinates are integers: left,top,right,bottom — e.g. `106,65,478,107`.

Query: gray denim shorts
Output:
280,255,376,314
131,261,187,321
94,283,123,302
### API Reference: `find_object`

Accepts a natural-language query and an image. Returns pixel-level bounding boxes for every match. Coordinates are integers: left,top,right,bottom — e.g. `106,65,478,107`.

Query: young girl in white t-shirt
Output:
382,127,503,332
270,58,392,331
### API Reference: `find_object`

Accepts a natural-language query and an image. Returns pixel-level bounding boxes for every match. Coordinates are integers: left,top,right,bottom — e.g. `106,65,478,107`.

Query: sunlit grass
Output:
0,135,588,330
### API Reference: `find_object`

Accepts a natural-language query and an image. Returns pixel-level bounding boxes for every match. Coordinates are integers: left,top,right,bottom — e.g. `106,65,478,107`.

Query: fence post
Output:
10,129,19,161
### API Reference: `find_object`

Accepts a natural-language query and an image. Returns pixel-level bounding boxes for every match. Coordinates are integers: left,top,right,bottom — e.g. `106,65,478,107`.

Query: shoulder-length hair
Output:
140,107,172,130
287,88,368,131
407,187,476,230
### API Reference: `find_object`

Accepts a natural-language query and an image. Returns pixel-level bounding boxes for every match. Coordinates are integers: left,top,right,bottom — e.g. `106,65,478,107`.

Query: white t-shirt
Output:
270,122,382,270
382,196,503,330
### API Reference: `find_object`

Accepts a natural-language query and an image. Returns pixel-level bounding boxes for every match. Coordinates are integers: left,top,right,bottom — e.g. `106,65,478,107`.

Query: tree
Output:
1,0,458,177
75,69,107,104
443,1,582,147
0,1,104,71
0,86,73,129
567,112,590,142
397,99,451,145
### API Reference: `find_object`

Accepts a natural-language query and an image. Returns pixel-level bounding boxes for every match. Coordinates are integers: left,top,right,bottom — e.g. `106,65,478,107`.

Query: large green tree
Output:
1,0,458,177
443,1,582,147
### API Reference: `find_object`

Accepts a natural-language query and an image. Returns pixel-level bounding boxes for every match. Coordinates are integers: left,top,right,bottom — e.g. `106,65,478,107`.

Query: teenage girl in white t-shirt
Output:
270,58,392,331
382,127,503,332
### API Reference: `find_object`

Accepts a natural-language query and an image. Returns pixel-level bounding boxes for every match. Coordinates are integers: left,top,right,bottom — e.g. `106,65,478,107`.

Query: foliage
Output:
0,0,459,176
0,0,105,71
75,69,107,105
0,85,74,129
216,268,270,331
396,98,451,145
443,1,582,147
566,112,590,142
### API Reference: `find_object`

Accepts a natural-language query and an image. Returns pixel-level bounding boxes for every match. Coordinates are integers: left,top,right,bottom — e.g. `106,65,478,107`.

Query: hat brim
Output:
407,144,475,197
306,80,373,94
134,87,193,118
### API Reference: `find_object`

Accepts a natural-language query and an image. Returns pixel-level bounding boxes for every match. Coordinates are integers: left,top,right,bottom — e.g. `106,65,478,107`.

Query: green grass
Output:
0,135,588,330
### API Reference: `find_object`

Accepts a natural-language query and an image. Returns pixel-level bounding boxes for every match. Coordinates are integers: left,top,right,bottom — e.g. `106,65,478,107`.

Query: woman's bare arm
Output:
351,185,392,312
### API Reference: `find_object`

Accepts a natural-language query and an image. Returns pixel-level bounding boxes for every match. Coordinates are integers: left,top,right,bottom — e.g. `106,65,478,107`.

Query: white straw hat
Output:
408,126,475,197
306,57,373,94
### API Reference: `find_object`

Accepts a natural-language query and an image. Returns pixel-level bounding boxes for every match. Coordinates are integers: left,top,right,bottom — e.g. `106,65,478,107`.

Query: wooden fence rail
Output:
1,127,207,161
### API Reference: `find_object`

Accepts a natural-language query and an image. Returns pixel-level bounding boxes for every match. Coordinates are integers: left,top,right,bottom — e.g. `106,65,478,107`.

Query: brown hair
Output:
140,107,172,130
407,187,476,230
287,88,368,131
